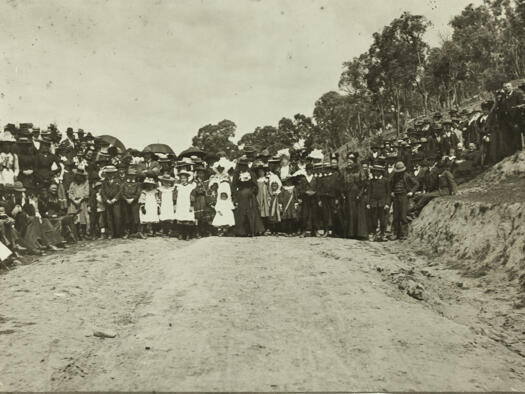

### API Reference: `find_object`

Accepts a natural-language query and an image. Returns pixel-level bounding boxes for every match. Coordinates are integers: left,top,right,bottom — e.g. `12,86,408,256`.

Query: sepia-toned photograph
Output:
0,0,524,391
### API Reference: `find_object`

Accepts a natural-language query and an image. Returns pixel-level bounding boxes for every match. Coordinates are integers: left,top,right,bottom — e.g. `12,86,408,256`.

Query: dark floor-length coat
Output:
231,170,264,236
343,168,368,239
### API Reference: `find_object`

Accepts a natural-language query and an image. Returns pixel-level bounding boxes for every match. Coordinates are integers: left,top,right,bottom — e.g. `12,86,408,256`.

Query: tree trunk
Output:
357,112,362,140
395,92,401,137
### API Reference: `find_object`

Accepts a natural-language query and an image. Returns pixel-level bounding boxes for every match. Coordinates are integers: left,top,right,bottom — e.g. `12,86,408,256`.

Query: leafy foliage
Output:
192,1,524,158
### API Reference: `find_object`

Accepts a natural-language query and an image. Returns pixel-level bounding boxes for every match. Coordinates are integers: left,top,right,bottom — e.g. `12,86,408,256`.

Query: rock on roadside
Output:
93,329,117,338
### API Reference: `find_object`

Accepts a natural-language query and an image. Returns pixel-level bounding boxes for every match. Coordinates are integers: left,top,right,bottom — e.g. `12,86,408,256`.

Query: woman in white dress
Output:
174,171,196,240
139,177,160,235
0,132,19,186
158,174,176,235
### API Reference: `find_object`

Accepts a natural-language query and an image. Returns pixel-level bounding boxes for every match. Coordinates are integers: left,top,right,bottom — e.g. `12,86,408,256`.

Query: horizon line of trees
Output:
191,0,524,158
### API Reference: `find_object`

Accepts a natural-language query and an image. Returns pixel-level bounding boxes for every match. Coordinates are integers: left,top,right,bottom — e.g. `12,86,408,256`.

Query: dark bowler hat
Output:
268,156,281,164
237,156,250,166
257,149,271,158
38,136,53,145
17,136,33,144
13,181,26,192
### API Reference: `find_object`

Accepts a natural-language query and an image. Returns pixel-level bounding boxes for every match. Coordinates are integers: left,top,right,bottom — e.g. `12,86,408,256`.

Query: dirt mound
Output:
462,150,525,191
409,151,525,296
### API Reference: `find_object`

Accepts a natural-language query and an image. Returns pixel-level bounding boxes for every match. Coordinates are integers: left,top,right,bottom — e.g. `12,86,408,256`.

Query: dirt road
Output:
1,237,524,391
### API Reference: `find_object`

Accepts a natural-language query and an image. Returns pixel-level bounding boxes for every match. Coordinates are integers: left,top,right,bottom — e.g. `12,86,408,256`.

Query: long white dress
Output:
212,182,235,227
0,240,12,261
158,185,176,221
174,182,196,222
139,189,159,223
0,153,18,185
212,198,235,227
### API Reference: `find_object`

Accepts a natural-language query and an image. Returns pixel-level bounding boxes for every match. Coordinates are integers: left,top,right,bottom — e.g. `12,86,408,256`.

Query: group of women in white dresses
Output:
138,171,235,228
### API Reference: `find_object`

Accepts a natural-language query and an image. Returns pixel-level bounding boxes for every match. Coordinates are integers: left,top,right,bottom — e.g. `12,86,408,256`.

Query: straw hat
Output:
393,161,406,173
158,174,175,183
102,165,118,173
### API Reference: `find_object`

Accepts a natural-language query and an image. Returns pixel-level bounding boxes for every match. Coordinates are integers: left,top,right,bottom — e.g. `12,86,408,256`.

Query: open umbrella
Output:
178,146,206,159
97,135,126,152
143,143,175,155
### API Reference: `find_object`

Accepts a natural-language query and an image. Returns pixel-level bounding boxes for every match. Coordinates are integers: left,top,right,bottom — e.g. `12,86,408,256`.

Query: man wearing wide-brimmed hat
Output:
389,161,419,240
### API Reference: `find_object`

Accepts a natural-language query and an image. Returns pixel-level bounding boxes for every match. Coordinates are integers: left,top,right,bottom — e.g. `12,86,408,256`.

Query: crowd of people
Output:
0,82,523,267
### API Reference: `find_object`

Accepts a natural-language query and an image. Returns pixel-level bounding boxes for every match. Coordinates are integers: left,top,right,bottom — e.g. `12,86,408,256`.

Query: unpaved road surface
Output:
1,237,524,391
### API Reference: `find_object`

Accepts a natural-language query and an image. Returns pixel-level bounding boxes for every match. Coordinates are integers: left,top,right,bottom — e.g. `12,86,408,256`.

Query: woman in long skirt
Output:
231,159,263,236
343,155,368,239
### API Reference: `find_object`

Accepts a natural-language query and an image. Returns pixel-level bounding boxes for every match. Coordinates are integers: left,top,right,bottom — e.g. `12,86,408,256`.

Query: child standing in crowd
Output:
157,174,176,236
139,177,160,236
278,176,299,235
267,181,282,234
174,171,196,240
67,168,90,239
212,182,235,236
91,181,107,239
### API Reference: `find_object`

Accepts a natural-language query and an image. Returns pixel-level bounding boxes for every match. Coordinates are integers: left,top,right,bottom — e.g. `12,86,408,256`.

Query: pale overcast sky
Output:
1,0,481,152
